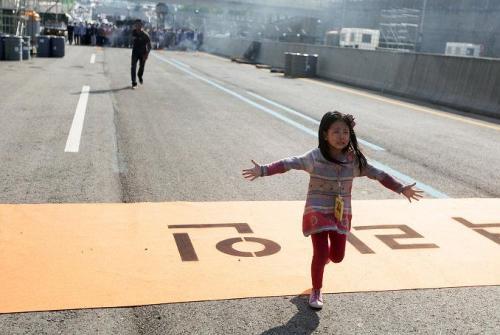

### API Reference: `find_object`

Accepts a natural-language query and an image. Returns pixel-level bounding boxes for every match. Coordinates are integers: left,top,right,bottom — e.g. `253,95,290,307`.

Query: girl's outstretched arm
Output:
361,163,424,202
242,150,315,181
401,182,424,203
242,160,262,181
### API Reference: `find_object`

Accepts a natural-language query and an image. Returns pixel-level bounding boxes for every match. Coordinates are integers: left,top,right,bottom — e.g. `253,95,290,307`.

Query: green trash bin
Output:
284,52,300,77
304,54,318,77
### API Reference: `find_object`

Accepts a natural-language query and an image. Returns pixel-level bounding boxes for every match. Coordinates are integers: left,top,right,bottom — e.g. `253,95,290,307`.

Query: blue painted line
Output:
153,52,449,199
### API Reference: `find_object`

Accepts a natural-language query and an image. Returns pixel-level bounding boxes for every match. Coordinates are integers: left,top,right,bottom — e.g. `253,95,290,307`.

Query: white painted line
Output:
369,160,449,199
153,53,449,198
247,91,319,124
90,54,95,64
246,91,385,151
65,86,90,153
170,58,191,68
153,53,316,133
356,139,385,151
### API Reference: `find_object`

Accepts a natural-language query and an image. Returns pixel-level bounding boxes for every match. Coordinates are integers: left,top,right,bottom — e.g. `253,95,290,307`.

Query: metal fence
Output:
1,11,22,35
1,0,42,36
1,0,23,35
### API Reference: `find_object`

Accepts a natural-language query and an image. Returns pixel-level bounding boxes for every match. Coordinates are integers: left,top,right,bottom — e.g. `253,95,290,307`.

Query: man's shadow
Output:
88,87,132,94
71,87,131,95
260,294,320,335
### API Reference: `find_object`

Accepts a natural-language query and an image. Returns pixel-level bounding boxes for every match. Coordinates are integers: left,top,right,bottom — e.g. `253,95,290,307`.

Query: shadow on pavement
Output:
260,295,319,335
88,86,132,94
71,86,131,95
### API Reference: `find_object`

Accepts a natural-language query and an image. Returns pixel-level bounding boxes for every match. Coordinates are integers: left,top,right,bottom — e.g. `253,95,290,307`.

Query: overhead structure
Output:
1,0,37,36
156,2,168,28
378,7,421,52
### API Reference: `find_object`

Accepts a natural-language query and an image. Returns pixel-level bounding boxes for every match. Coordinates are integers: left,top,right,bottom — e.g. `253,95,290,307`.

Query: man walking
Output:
131,20,151,89
67,22,74,45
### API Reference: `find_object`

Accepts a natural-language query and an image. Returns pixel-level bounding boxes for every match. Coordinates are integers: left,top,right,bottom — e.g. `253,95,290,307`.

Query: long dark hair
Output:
318,111,367,170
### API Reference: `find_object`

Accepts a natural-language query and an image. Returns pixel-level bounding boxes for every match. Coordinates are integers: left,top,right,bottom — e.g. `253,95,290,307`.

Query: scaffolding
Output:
1,0,40,36
378,7,421,51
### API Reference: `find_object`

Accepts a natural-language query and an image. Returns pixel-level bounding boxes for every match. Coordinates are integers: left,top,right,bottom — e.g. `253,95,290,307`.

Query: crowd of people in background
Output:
66,22,204,51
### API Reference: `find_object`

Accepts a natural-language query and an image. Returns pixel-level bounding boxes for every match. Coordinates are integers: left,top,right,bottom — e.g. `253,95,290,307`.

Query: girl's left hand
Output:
401,183,424,203
242,160,262,181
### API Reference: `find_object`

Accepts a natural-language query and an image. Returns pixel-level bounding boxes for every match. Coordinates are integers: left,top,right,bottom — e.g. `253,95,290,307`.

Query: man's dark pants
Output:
131,52,146,85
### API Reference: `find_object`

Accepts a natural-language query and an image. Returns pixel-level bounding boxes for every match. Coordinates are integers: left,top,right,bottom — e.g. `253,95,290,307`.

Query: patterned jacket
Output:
261,148,404,236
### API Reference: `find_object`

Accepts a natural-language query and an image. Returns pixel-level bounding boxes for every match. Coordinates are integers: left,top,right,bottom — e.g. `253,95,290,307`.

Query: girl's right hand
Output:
242,160,262,181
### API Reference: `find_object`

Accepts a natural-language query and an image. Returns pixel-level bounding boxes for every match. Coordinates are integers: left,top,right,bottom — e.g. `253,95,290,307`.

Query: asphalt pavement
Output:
0,45,499,334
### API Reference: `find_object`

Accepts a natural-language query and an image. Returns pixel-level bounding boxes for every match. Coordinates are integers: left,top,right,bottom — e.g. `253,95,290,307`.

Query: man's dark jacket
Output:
132,29,151,55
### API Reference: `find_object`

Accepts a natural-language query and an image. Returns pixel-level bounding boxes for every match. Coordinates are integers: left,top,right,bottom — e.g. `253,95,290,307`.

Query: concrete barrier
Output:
204,37,500,118
202,37,248,59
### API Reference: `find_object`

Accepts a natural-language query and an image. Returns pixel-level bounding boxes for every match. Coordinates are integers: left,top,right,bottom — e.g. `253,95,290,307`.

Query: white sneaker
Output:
308,289,323,309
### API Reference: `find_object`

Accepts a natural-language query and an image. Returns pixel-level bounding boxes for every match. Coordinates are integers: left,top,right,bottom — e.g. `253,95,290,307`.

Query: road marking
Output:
170,58,191,68
65,85,90,153
152,53,315,135
246,91,385,151
1,199,498,313
369,160,449,199
200,51,230,61
247,91,320,124
90,54,95,64
153,53,448,198
301,78,500,132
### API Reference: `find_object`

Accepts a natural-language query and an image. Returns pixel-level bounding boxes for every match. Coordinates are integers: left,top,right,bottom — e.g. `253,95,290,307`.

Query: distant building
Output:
322,0,500,58
339,28,379,50
445,42,483,58
159,0,500,58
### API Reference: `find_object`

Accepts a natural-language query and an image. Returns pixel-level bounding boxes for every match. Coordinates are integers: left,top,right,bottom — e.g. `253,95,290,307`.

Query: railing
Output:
1,0,42,35
0,0,24,35
0,0,18,9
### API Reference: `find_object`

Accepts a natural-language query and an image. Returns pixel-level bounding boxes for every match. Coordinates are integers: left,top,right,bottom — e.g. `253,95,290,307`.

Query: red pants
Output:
311,230,347,289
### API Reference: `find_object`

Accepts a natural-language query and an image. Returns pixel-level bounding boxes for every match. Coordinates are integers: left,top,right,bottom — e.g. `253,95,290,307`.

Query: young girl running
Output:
242,111,423,309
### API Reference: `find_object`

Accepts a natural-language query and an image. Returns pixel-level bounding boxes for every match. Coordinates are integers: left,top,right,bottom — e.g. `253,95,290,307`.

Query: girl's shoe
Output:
308,289,323,309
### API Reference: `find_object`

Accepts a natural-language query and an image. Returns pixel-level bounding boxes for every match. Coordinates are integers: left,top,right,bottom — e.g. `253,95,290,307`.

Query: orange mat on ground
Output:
0,199,499,314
